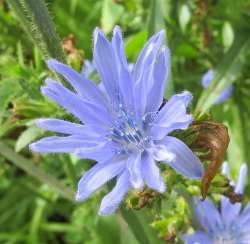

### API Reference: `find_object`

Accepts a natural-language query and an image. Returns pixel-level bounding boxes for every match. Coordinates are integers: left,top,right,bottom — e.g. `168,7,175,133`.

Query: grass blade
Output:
0,141,74,201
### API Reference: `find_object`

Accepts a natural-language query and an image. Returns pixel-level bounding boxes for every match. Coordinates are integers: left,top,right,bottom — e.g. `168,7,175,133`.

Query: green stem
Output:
7,0,35,42
120,207,163,244
7,0,65,62
0,141,74,201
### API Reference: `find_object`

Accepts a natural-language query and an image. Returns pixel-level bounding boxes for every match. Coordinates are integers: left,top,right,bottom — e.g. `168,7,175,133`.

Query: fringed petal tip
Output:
180,90,193,106
98,205,117,216
75,191,84,202
155,29,166,40
93,27,106,45
240,163,248,175
40,78,57,94
235,163,248,194
29,142,36,152
131,180,144,190
46,58,59,70
29,141,48,153
159,182,166,193
113,25,122,35
221,161,229,176
35,118,48,128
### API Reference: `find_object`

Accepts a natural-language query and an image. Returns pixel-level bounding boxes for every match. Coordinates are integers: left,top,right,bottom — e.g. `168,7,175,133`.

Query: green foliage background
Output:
1,0,250,243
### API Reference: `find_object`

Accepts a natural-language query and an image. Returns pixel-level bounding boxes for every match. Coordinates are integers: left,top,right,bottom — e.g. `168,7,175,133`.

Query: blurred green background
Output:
1,0,250,243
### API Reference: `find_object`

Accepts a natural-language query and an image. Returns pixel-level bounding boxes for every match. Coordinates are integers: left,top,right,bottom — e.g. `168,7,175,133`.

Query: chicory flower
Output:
201,69,233,104
182,162,248,244
30,26,203,215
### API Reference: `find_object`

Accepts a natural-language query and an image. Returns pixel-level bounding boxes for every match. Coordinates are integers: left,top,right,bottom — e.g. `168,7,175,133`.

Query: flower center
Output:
213,231,238,244
108,109,150,153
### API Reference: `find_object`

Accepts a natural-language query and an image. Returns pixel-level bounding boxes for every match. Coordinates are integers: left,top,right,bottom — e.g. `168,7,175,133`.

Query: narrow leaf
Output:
148,0,165,36
195,30,250,116
0,141,74,201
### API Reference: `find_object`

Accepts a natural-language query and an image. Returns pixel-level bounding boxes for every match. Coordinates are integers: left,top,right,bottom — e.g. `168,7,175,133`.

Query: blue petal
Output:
133,30,165,82
93,28,120,106
133,34,167,117
133,69,148,117
142,152,165,192
75,141,118,162
201,69,214,88
201,69,233,103
221,161,230,176
238,203,250,228
194,197,222,233
126,153,143,189
76,160,125,201
112,26,128,69
47,59,107,107
216,84,233,104
150,91,193,140
41,78,113,126
221,196,242,228
221,164,247,226
119,64,135,112
182,231,212,244
146,47,170,113
29,135,98,153
235,164,248,194
99,170,130,215
36,118,98,136
156,136,203,179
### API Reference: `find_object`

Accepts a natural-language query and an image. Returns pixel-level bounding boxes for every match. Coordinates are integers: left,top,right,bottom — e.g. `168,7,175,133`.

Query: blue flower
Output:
30,26,203,215
201,69,233,104
182,162,248,244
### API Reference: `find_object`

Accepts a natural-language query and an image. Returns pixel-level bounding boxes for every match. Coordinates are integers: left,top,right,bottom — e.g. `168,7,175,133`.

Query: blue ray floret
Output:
201,69,233,104
183,162,249,244
30,26,203,215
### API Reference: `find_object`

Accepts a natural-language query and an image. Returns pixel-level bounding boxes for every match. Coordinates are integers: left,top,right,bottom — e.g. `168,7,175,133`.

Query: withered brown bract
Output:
191,121,230,199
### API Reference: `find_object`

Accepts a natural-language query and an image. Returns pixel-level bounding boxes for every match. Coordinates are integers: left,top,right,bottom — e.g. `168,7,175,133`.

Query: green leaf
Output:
148,0,165,36
0,141,74,201
195,29,250,116
15,125,43,152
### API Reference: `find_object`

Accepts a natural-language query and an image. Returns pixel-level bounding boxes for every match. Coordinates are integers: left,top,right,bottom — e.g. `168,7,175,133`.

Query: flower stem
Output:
120,207,163,244
7,0,65,62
